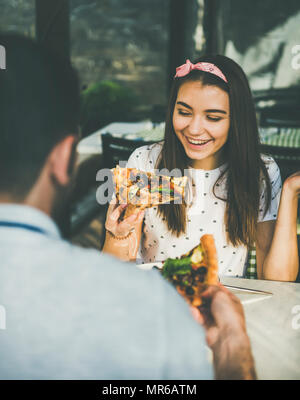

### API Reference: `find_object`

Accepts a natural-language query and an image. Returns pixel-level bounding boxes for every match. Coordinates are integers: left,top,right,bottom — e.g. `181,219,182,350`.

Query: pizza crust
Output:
200,235,219,285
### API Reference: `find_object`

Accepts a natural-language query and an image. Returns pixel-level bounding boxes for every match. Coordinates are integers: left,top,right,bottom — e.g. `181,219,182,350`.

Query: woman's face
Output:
173,80,230,170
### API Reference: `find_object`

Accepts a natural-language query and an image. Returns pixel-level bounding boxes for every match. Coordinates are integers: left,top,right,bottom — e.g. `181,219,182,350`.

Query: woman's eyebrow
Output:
205,109,227,114
176,102,228,115
176,101,192,110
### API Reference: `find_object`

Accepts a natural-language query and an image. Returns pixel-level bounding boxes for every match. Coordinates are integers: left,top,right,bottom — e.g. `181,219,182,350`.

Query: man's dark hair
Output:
0,33,80,198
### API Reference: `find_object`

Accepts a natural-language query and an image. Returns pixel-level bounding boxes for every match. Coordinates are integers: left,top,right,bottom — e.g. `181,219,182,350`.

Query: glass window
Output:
0,0,35,38
70,0,170,128
219,0,300,91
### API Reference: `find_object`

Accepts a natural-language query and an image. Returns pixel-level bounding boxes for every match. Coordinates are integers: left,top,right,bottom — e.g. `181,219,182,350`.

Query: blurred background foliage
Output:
80,80,139,136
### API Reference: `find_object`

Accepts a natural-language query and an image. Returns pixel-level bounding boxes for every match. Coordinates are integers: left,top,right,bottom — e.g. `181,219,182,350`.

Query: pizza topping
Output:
160,234,218,307
162,256,192,278
190,244,204,266
162,256,207,289
128,185,140,200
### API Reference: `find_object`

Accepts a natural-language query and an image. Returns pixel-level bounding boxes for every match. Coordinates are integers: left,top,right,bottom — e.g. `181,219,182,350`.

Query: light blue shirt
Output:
0,204,213,379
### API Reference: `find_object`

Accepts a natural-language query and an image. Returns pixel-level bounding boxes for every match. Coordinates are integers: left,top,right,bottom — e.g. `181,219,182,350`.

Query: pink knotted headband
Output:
174,59,228,83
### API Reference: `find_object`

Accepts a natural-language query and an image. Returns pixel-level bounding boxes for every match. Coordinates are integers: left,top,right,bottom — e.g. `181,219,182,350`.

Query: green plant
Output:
80,80,139,136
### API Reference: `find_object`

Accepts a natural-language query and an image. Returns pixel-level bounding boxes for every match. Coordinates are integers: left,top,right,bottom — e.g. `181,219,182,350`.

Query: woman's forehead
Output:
176,80,229,110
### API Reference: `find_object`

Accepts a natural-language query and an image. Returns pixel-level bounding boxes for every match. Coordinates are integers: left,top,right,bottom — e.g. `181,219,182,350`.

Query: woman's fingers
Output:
118,213,138,230
136,209,145,223
109,203,127,222
121,209,145,226
107,201,122,216
105,204,127,232
106,204,145,237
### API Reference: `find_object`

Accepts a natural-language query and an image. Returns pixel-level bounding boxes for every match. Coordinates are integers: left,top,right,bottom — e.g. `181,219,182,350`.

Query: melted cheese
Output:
190,244,204,265
128,185,139,200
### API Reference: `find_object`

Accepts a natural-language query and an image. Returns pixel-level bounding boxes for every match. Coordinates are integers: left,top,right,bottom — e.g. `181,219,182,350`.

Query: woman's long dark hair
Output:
157,55,271,247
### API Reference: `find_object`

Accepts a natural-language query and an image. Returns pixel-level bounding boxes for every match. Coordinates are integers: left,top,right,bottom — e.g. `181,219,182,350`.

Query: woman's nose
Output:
188,115,205,136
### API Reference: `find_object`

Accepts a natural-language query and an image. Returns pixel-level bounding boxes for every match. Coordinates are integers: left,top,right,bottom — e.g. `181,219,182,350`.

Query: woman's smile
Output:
183,134,214,149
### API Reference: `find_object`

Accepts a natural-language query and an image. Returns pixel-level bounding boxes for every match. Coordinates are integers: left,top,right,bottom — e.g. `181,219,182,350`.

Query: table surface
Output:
220,277,300,380
77,120,155,156
137,261,300,379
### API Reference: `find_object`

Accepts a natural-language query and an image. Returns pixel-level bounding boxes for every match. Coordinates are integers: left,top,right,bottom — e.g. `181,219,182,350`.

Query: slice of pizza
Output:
111,165,187,218
161,234,218,307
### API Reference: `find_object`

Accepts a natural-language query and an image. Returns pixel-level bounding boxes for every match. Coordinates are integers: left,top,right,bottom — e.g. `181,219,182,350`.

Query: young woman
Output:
103,55,299,281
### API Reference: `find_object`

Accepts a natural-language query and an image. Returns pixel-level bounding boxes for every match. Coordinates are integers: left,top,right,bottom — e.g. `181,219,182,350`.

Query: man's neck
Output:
0,194,23,204
0,191,52,218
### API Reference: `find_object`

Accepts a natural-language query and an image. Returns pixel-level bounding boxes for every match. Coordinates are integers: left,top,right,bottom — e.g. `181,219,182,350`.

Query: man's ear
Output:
48,135,78,186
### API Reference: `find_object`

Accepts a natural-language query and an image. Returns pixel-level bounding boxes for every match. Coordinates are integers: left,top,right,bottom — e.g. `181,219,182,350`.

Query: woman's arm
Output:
102,203,144,262
256,173,299,281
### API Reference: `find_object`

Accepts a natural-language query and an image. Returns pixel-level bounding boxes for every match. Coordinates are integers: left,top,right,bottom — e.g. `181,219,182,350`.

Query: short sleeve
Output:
126,147,144,169
258,156,282,222
126,143,162,171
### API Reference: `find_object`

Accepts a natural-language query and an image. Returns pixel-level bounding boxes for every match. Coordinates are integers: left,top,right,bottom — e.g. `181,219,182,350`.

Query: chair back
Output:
254,87,300,128
260,144,300,181
101,133,158,168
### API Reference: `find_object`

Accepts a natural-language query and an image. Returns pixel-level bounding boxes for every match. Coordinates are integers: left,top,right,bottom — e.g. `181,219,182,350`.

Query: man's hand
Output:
191,284,257,380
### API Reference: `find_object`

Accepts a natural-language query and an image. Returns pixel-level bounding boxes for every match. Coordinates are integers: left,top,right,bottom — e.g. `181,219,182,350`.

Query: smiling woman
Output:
103,55,299,282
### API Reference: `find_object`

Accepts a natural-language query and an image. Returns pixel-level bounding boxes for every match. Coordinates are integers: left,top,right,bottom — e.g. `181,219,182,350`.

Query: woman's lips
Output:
184,135,213,149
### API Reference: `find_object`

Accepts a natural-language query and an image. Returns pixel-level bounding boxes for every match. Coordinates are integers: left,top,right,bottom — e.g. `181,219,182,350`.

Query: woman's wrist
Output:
103,229,133,262
106,229,134,240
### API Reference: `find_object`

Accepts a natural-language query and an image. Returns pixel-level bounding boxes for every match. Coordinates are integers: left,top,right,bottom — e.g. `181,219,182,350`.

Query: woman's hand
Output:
105,202,145,238
103,202,145,261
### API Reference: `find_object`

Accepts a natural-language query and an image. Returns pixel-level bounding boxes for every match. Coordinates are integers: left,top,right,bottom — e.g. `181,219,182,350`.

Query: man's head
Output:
0,33,80,218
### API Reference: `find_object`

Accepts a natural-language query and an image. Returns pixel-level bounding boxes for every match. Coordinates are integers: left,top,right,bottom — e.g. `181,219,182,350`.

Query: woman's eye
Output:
207,116,221,121
178,110,191,116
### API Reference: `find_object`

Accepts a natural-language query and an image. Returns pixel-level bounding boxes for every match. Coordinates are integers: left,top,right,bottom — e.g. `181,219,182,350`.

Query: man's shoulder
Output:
51,238,167,287
1,235,213,379
52,239,130,270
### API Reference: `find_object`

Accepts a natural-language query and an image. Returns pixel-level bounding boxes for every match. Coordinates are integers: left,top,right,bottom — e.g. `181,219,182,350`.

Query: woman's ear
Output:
48,135,78,186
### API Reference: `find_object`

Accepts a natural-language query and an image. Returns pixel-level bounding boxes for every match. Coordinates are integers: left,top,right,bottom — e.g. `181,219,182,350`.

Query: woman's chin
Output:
184,147,211,162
